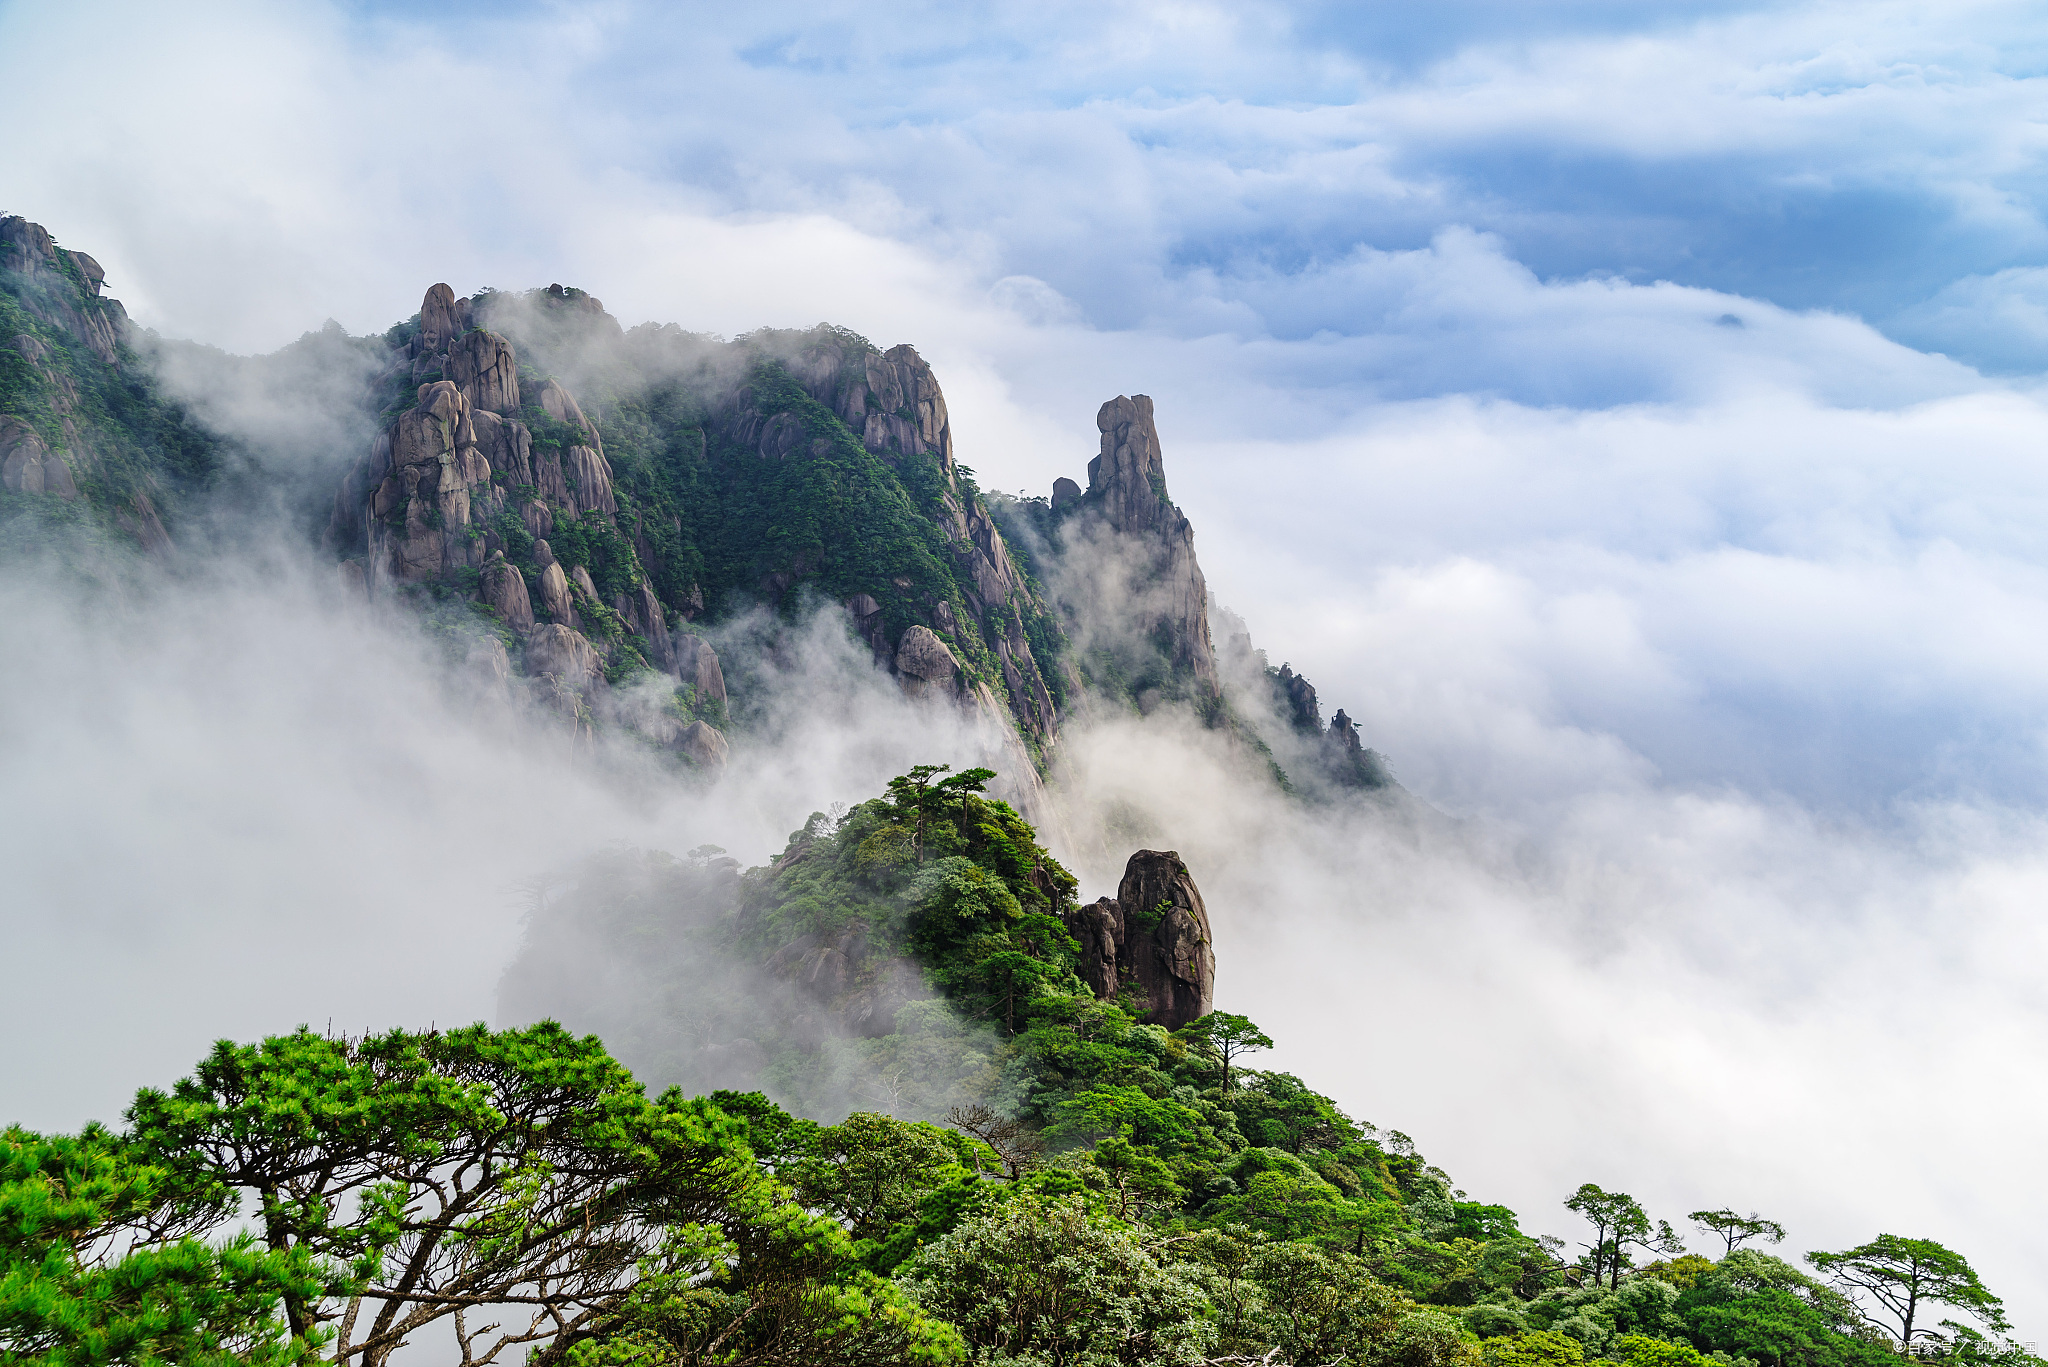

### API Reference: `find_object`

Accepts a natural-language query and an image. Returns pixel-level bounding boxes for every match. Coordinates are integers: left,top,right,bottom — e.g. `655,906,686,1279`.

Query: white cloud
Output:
5,0,2048,1331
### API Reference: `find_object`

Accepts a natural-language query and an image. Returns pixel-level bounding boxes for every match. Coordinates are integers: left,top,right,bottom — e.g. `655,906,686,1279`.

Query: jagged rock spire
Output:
1078,394,1218,692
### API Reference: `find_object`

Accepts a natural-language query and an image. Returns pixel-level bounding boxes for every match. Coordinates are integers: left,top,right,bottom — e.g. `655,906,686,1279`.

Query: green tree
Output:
1481,1330,1587,1367
904,1195,1215,1366
1807,1235,2009,1347
1691,1209,1788,1257
1611,1332,1718,1367
115,1023,945,1366
1,1124,335,1366
885,765,954,862
1565,1185,1681,1290
1174,1013,1273,1094
788,1112,968,1243
1088,1130,1185,1225
1677,1250,1898,1367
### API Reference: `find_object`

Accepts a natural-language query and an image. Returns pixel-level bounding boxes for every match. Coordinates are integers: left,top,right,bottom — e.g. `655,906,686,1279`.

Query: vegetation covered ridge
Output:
6,765,2033,1367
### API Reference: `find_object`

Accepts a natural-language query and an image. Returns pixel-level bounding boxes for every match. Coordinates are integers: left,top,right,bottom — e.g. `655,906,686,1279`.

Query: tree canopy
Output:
5,766,2035,1367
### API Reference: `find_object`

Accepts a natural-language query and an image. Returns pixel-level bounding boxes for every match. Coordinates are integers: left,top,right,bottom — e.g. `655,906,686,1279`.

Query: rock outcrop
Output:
334,285,629,603
480,552,534,631
0,216,126,362
526,623,601,690
895,625,960,698
0,417,75,497
678,719,729,770
449,329,519,413
713,327,1064,757
1060,849,1216,1029
674,635,726,702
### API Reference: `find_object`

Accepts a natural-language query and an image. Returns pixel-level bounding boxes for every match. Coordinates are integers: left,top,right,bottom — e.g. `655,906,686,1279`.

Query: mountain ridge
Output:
0,213,1394,809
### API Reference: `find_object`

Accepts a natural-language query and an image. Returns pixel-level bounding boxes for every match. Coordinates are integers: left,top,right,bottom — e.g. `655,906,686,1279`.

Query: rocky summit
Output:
1,217,1394,799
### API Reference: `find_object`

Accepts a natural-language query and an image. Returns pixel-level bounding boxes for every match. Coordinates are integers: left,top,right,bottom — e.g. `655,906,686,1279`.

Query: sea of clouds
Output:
4,0,2047,1329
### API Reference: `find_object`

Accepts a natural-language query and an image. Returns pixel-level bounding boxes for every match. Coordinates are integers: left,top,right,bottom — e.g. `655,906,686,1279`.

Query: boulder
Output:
1115,850,1214,1029
628,580,673,669
0,419,74,498
0,216,59,277
479,552,534,631
756,411,804,460
563,443,616,514
895,625,958,696
1065,898,1124,1002
525,623,600,689
674,635,726,702
375,379,492,582
471,412,532,489
536,560,575,626
678,719,729,771
1089,394,1171,534
534,446,572,513
520,498,552,541
66,251,105,296
832,344,955,474
1051,475,1082,511
448,329,520,413
570,565,599,602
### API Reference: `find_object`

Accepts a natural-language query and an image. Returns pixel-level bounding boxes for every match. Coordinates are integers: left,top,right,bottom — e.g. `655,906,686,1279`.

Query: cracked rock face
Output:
480,552,534,632
895,624,959,696
448,329,520,414
1060,848,1215,1029
678,719,729,770
526,623,601,689
674,635,726,702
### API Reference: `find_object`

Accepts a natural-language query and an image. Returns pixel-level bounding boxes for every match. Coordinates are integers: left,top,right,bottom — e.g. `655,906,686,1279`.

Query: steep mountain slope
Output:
0,216,222,555
0,215,1390,799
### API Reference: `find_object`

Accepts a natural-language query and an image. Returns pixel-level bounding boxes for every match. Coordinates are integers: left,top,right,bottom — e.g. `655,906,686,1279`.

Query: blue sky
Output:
6,0,2048,1329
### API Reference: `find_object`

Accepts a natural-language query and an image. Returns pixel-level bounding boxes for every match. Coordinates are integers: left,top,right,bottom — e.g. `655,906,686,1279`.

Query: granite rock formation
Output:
1061,849,1216,1029
1085,394,1217,692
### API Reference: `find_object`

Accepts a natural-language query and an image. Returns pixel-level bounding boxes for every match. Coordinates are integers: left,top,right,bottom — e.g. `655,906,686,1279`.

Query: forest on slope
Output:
4,765,2035,1367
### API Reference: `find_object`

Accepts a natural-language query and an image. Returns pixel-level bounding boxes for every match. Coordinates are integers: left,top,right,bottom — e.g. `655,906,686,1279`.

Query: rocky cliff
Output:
1,215,1396,805
320,285,1076,781
0,216,204,553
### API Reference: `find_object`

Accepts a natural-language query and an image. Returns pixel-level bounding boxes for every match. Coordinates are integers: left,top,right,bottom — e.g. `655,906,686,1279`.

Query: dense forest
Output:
3,767,2031,1367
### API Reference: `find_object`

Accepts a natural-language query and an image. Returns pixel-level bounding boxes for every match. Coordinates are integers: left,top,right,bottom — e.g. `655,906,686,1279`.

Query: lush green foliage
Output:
495,766,2040,1367
11,770,2038,1366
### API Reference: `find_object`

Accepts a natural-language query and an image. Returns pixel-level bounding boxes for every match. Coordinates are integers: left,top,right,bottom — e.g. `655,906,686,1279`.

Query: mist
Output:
0,533,1013,1124
6,0,2048,1335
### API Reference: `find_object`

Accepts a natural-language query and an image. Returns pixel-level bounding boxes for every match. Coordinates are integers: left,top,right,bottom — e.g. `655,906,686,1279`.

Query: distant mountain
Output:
0,215,1393,801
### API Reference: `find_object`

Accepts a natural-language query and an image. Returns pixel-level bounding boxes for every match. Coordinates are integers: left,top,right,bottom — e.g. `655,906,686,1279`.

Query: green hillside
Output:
9,766,2028,1367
